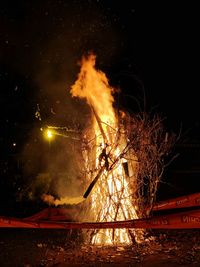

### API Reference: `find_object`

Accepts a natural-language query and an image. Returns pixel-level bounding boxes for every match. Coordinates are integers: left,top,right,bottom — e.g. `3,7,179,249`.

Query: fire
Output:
71,54,141,245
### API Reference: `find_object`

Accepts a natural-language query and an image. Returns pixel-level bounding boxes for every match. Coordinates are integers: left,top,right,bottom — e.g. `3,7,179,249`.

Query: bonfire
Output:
69,54,176,245
41,54,176,246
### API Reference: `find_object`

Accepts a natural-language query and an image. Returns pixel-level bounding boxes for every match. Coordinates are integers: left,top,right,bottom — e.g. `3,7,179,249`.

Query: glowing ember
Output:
70,54,141,245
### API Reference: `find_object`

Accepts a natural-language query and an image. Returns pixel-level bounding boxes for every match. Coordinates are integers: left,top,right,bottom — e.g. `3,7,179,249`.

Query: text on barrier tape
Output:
1,208,200,229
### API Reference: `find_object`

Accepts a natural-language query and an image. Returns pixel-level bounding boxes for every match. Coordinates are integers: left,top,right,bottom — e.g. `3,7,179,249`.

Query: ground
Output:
0,228,200,267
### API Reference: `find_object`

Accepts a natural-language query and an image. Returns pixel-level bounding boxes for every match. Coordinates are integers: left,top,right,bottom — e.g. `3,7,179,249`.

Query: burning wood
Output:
68,54,176,245
40,54,176,245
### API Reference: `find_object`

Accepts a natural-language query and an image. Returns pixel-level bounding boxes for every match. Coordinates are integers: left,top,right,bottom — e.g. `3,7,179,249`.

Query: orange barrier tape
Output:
152,192,200,211
24,192,200,222
1,208,200,229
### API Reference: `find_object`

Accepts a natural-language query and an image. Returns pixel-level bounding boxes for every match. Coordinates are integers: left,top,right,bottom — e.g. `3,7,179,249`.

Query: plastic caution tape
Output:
1,208,200,229
152,192,200,211
21,192,200,223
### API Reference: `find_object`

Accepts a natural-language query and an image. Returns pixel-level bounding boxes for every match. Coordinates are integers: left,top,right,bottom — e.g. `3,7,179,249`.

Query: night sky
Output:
0,1,200,214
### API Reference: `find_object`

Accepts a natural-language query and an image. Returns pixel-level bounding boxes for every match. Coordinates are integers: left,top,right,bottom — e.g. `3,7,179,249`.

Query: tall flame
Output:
71,54,115,125
71,54,140,245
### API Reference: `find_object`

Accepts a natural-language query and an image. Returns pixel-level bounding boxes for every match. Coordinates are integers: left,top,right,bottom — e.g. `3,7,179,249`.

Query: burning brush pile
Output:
44,54,176,246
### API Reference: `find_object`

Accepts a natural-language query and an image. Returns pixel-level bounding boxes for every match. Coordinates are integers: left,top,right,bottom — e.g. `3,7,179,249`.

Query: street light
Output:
40,127,55,142
41,126,80,141
46,129,54,140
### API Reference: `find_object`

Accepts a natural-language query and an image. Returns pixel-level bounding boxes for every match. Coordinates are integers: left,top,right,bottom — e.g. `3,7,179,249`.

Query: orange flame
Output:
71,54,140,245
71,54,115,128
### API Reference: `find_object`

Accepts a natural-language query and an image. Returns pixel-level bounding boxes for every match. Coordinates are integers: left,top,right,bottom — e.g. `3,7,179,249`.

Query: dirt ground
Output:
0,228,200,267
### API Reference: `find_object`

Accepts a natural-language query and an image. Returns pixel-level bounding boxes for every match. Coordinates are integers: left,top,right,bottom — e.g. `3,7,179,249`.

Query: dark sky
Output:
0,1,200,215
1,1,200,157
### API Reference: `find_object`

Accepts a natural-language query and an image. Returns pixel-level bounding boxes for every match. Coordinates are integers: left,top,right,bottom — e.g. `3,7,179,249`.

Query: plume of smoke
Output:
42,194,85,206
6,1,125,210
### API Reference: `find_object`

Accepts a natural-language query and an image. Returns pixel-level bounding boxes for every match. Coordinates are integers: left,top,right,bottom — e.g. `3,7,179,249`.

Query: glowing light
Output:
44,129,54,141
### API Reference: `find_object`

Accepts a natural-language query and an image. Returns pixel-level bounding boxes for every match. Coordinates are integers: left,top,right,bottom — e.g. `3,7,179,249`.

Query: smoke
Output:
42,194,85,206
7,1,123,206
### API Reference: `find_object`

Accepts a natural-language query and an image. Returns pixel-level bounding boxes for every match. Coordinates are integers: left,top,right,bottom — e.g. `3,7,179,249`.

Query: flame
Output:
71,54,141,245
71,54,115,126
